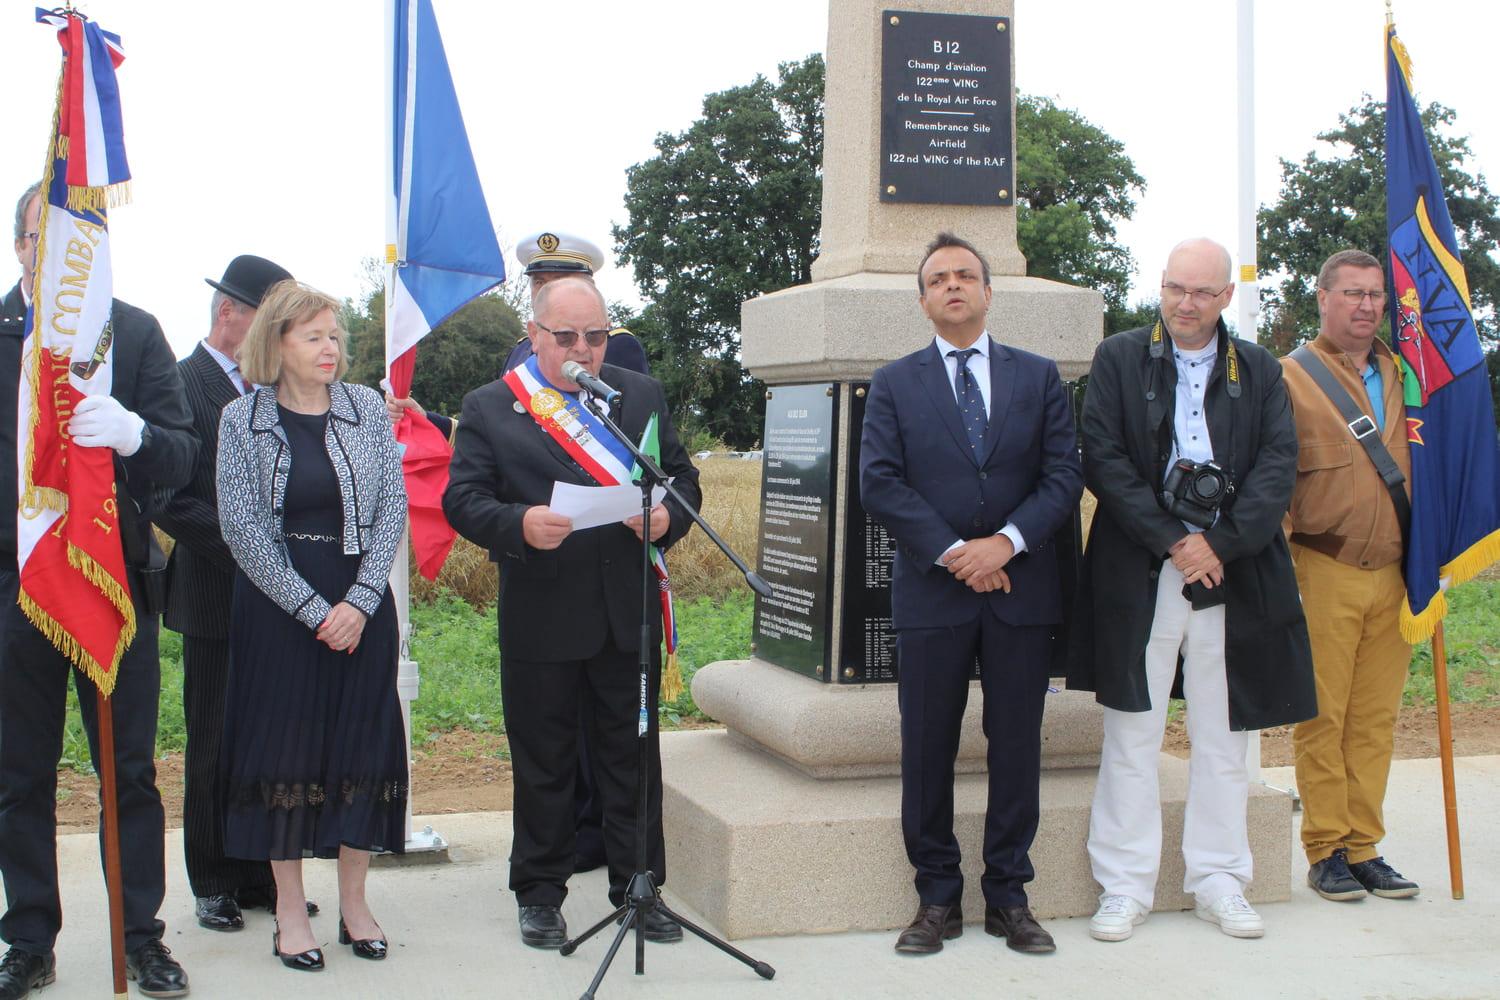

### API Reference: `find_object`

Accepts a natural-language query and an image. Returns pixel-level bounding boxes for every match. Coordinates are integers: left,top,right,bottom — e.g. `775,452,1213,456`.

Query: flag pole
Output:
94,689,128,998
1430,622,1465,898
385,0,444,856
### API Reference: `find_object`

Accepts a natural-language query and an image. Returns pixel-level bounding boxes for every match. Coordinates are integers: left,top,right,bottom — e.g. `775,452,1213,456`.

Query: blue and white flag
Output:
384,0,505,381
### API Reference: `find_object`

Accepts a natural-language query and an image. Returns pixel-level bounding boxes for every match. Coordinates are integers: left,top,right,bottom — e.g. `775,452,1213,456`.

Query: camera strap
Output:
1288,345,1410,546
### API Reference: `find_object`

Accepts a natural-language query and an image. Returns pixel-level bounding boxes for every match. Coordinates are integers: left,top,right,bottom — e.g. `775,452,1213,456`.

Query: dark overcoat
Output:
1065,320,1317,731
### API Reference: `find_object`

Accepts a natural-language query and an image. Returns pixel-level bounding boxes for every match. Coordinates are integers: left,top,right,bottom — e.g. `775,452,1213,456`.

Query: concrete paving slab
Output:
30,755,1500,999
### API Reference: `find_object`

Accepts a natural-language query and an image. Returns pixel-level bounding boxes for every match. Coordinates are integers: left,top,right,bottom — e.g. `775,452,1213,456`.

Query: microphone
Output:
561,361,621,405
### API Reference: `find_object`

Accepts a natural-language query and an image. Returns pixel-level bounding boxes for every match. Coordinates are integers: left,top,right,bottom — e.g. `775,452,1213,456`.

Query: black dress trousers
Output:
896,611,1051,910
179,634,274,898
501,640,665,909
0,567,168,954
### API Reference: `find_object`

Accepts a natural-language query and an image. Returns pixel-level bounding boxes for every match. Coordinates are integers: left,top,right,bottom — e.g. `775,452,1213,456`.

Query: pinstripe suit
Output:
157,344,274,899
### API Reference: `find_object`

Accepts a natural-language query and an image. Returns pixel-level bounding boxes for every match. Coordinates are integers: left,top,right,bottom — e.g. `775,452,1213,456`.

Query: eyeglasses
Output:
535,321,609,349
1334,289,1387,305
20,232,39,244
1161,282,1230,306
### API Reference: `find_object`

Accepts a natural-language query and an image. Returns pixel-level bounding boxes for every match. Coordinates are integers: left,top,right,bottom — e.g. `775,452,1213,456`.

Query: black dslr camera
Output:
1161,458,1233,530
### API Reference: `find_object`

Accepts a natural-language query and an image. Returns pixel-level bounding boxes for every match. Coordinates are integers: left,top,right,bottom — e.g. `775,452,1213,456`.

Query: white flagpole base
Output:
389,522,451,860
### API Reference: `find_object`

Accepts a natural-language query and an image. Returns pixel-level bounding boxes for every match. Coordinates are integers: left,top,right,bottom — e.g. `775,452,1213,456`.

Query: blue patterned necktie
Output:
948,348,987,454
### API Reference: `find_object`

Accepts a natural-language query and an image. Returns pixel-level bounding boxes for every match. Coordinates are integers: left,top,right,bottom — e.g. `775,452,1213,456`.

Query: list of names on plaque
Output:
839,386,898,683
753,384,838,679
879,9,1013,206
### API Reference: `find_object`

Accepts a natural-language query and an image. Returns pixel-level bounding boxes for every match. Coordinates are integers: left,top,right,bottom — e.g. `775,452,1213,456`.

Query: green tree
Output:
1258,96,1500,355
615,59,1147,445
1015,95,1146,329
343,288,522,415
614,55,824,447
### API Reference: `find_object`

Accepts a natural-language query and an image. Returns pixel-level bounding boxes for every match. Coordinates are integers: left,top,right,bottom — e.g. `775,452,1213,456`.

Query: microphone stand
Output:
560,392,775,999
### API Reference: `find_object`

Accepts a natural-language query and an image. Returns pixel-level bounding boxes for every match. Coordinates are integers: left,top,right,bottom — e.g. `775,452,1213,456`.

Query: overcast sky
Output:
2,0,1495,355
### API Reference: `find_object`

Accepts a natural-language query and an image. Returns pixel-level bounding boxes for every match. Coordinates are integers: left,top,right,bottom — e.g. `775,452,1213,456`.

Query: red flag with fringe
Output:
17,11,136,693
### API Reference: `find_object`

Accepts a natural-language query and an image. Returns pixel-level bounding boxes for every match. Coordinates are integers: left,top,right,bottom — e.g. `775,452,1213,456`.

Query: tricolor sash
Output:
504,358,684,702
504,356,632,487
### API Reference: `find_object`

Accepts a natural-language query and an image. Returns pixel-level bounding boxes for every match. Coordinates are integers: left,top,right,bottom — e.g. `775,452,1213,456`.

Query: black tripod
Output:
560,395,775,999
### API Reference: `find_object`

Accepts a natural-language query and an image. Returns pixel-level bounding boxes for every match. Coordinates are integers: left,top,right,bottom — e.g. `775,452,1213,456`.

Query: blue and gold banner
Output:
1385,22,1500,641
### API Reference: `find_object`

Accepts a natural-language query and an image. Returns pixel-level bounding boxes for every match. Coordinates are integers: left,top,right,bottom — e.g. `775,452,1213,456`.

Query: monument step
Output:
693,658,1105,778
662,728,1292,940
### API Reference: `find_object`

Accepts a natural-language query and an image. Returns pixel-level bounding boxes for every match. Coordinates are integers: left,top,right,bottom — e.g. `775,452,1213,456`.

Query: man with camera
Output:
1068,238,1315,943
1281,250,1418,903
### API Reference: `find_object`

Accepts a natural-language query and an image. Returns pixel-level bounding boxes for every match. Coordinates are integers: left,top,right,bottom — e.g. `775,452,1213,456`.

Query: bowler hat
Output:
206,255,293,308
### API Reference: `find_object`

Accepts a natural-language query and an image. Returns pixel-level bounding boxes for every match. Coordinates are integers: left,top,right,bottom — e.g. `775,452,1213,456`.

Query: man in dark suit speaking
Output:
860,232,1083,957
444,278,701,949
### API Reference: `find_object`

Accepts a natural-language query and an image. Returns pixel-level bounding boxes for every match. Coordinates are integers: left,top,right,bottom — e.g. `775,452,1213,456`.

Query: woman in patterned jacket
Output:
215,280,408,971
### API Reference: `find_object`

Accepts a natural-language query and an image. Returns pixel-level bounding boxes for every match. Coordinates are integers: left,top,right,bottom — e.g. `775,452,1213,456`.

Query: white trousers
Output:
1087,561,1252,909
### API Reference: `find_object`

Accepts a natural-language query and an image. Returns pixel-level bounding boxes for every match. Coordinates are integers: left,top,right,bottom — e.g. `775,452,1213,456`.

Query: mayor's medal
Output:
529,387,592,444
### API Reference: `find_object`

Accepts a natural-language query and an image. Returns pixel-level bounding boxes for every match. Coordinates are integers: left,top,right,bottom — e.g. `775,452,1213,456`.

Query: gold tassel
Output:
1398,528,1500,644
660,649,683,704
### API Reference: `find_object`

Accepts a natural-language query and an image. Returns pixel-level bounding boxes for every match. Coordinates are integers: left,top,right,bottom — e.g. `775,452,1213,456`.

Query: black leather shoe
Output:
984,905,1056,954
1308,848,1367,901
195,893,244,932
0,948,55,999
238,887,320,917
518,905,567,949
1348,856,1420,899
271,922,324,972
616,906,683,943
339,915,389,960
894,904,962,955
125,939,190,998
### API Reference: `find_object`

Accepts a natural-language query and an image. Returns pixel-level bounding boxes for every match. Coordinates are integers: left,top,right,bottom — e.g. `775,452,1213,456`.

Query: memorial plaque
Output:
879,9,1014,206
753,384,839,680
838,385,897,683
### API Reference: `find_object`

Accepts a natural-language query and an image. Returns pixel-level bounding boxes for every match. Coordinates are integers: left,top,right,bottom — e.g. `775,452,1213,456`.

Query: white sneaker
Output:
1089,894,1148,942
1195,893,1264,938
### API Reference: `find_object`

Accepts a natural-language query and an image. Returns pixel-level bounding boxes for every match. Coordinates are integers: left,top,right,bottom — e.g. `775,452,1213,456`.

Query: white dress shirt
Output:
932,332,1027,565
201,339,252,395
1167,338,1218,533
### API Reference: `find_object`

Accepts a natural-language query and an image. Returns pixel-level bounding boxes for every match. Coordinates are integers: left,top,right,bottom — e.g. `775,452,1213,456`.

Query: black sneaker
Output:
1348,856,1420,899
125,939,189,998
0,948,55,1000
1308,848,1367,901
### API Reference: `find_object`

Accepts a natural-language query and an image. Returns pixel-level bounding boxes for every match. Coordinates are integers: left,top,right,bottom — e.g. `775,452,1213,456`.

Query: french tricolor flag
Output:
36,8,131,204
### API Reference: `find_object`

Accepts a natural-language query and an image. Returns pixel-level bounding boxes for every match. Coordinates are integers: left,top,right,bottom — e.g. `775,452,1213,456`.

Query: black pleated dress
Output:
221,405,408,860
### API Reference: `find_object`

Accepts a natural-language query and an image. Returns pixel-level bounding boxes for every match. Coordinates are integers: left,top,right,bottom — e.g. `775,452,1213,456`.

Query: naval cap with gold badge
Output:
517,230,605,276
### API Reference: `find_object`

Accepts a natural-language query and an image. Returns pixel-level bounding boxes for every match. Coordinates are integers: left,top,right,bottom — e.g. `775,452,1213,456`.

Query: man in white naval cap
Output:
385,230,653,878
385,230,648,439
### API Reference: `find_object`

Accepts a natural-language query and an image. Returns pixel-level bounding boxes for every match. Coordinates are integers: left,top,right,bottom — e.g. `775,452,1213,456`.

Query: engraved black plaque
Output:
880,9,1014,206
753,384,839,679
838,385,897,683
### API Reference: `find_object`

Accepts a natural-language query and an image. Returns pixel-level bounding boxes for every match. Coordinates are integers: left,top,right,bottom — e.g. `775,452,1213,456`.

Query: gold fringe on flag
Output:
660,649,683,704
65,180,131,215
1399,527,1500,643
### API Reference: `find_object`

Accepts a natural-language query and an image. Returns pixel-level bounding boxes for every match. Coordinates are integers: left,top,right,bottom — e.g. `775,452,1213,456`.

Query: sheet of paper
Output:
549,481,667,531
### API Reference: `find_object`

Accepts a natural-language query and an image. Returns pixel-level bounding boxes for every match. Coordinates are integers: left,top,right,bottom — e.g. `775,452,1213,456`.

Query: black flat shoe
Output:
0,948,55,999
518,904,567,949
125,939,190,998
339,915,389,960
272,922,324,972
195,893,245,932
615,906,683,943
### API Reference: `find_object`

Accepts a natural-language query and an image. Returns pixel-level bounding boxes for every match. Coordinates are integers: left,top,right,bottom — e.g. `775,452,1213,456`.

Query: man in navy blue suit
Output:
860,232,1083,957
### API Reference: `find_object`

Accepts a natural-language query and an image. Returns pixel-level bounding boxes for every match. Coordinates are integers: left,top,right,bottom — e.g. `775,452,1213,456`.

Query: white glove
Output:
69,394,146,457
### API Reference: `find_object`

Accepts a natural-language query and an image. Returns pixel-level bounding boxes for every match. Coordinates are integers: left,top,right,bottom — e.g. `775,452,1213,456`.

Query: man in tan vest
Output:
1282,248,1419,903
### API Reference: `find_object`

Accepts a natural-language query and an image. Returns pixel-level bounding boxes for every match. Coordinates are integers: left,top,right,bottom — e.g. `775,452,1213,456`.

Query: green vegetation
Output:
53,580,1494,774
1406,579,1500,707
